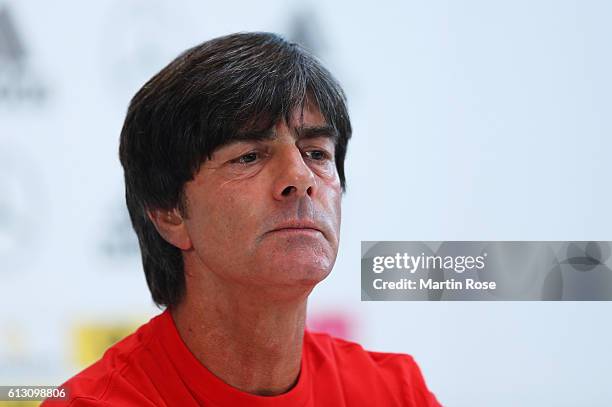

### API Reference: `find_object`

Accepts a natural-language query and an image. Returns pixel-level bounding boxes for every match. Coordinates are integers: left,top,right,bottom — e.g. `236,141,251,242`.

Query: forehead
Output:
287,101,327,127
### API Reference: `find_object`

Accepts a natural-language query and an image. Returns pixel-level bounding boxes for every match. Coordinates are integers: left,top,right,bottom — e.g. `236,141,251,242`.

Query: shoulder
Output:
41,314,163,407
305,330,420,373
305,331,442,406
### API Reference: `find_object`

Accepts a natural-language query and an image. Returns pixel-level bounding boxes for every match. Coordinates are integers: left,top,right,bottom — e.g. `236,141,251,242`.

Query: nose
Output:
272,145,316,201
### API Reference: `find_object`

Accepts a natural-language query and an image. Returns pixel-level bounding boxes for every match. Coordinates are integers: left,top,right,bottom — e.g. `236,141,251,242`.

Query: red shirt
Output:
43,310,441,406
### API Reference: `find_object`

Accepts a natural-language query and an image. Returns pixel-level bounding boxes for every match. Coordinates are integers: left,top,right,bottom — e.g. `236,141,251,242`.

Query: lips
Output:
267,220,324,236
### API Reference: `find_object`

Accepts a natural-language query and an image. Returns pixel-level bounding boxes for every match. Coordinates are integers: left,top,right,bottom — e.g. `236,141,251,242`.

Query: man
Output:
44,32,441,406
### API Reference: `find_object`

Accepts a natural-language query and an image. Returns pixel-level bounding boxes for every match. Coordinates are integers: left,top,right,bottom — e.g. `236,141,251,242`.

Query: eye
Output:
305,150,330,161
231,152,260,165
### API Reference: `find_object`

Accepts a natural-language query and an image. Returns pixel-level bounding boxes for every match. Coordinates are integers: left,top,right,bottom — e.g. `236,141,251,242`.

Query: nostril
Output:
282,186,296,196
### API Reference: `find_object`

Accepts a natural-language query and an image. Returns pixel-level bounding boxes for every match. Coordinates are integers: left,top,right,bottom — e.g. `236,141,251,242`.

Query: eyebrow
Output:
234,124,338,143
296,125,338,141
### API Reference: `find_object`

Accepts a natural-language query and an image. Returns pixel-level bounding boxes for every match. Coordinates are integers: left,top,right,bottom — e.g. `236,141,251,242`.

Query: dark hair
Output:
119,32,352,308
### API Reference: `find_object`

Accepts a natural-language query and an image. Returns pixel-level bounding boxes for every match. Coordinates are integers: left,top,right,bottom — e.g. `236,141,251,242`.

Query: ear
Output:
146,207,193,251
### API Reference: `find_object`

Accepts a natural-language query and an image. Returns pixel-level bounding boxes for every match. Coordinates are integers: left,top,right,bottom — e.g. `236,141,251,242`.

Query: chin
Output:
258,248,335,284
253,234,337,285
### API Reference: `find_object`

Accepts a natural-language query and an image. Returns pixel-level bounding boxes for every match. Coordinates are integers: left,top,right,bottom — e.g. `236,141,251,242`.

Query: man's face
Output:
180,103,342,295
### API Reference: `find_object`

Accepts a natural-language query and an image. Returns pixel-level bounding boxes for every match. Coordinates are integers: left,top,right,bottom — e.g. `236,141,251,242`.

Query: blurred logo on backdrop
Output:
100,0,183,101
287,8,327,58
73,320,140,367
98,197,139,261
306,311,355,341
0,4,47,108
0,142,44,274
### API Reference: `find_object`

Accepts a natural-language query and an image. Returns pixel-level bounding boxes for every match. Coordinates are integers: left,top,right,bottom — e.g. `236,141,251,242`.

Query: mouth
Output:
269,227,322,235
266,221,325,237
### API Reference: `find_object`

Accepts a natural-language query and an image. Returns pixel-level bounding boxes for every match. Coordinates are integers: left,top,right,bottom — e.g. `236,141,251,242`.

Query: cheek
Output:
191,191,260,248
320,181,342,240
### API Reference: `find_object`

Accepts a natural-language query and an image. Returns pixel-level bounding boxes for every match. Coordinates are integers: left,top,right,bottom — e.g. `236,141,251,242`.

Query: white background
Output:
1,0,611,406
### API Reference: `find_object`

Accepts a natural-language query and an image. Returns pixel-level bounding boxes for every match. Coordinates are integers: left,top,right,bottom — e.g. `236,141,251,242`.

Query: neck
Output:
171,265,311,396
